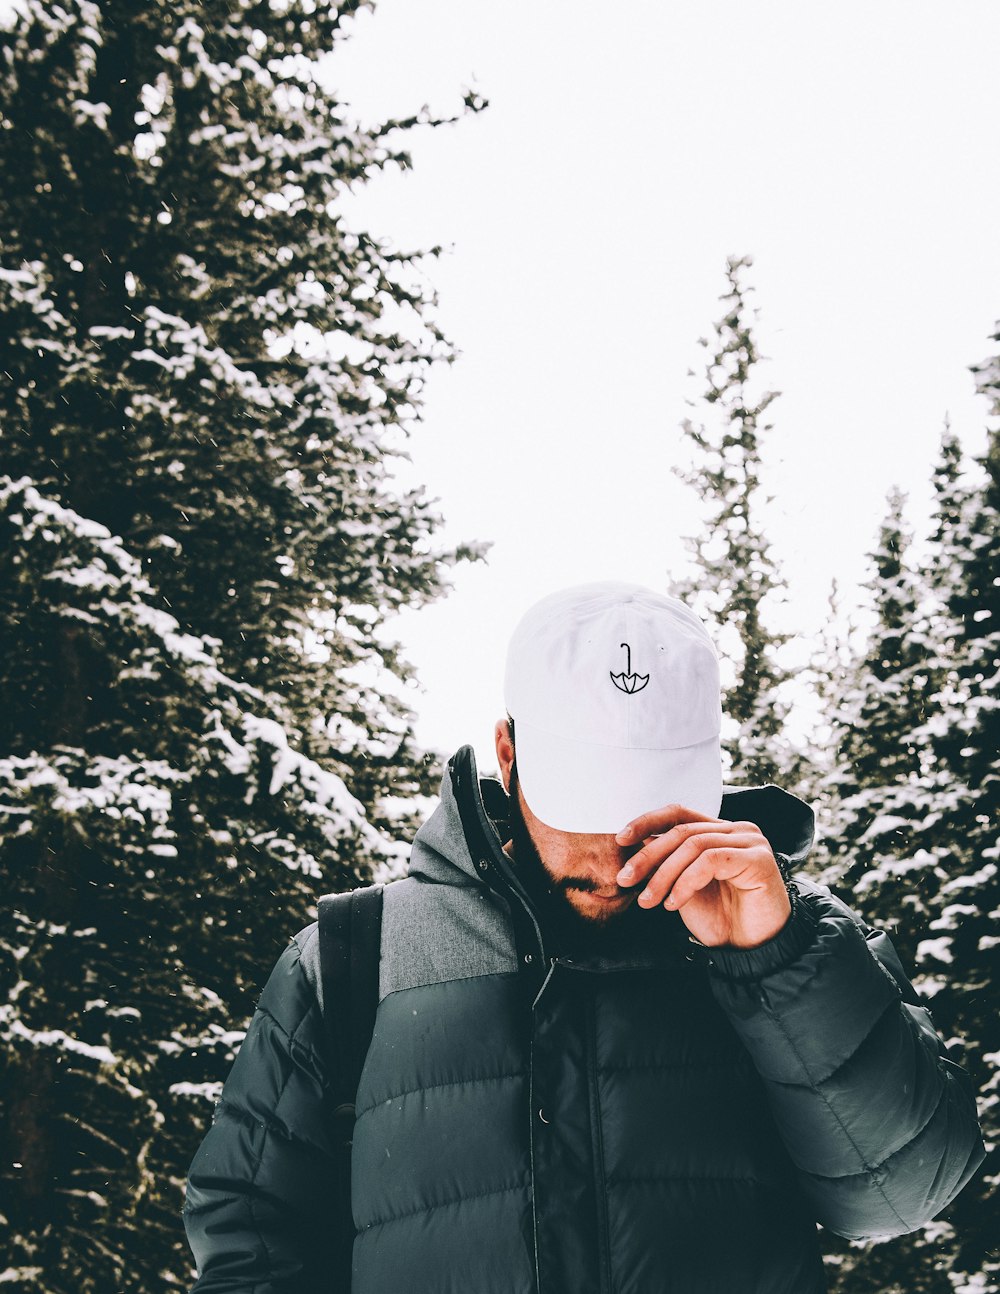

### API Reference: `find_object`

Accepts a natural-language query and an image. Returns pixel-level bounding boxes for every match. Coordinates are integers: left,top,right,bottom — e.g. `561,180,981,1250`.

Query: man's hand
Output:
615,806,791,950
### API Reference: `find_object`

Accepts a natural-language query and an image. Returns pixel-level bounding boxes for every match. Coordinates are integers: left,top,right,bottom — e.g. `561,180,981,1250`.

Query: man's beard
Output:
506,766,636,950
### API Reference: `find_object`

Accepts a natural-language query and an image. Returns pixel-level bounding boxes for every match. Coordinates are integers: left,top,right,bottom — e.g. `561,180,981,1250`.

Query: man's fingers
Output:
631,834,762,906
661,851,735,910
617,824,760,887
615,804,716,846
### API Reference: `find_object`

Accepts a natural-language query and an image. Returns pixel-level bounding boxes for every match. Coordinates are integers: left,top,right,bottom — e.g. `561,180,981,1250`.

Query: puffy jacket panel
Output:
183,938,338,1294
607,1186,821,1294
709,881,985,1240
351,973,534,1293
529,960,823,1294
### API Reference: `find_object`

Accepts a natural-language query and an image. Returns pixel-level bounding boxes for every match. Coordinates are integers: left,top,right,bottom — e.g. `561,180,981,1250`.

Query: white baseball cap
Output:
503,581,723,833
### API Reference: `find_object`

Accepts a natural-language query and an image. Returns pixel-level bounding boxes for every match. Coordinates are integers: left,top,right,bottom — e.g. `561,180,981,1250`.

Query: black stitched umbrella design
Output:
610,642,649,694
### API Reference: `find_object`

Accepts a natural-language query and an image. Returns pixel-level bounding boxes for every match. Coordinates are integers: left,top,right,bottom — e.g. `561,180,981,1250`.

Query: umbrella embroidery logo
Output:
610,642,649,694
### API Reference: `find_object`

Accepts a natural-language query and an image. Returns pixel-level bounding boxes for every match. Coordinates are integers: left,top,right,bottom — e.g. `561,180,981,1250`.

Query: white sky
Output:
7,0,996,779
327,0,1000,776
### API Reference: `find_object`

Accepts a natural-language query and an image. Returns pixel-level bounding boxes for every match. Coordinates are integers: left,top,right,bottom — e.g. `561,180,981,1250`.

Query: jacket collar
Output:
407,745,816,971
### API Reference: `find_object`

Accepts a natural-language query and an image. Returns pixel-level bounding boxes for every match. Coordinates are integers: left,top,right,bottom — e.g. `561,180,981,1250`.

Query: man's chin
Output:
565,890,635,924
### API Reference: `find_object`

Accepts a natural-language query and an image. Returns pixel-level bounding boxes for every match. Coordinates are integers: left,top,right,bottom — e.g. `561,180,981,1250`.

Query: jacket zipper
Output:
586,995,613,1294
529,959,557,1293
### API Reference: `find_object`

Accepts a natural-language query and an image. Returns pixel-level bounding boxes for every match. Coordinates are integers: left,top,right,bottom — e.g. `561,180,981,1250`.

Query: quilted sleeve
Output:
706,880,985,1241
182,931,341,1292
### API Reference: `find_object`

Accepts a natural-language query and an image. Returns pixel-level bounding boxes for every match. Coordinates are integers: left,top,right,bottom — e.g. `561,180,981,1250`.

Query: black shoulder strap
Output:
318,883,384,1108
317,883,383,1292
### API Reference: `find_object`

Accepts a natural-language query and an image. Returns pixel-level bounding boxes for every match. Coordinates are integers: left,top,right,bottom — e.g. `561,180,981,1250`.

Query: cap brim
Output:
513,717,723,833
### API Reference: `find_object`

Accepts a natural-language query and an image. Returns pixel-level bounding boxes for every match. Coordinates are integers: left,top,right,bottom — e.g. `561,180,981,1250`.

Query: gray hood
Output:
377,744,817,999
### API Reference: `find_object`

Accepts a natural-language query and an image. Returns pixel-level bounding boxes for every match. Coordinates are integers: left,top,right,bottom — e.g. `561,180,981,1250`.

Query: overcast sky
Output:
325,1,1000,776
10,0,994,778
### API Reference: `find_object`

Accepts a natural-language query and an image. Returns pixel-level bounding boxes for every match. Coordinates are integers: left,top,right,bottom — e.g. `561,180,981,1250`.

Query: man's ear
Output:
494,717,515,793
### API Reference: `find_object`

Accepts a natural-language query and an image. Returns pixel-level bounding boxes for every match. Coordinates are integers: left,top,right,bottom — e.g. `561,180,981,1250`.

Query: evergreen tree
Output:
0,2,483,1290
672,255,795,785
927,419,974,611
913,341,1000,1294
819,488,943,964
858,406,1000,1294
0,0,485,828
798,578,858,873
0,479,394,1293
819,428,996,1293
817,486,957,1294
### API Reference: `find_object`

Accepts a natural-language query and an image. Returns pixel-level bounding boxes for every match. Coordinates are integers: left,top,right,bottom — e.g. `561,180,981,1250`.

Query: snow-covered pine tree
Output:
818,435,994,1294
911,421,985,999
904,350,1000,1294
671,255,795,786
819,488,944,964
797,578,859,871
927,419,974,612
940,345,1000,852
0,479,394,1292
0,2,483,1290
816,487,958,1294
0,0,485,828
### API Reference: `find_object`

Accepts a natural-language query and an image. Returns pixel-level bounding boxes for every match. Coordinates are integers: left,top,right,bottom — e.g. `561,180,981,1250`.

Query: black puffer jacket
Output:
183,746,984,1294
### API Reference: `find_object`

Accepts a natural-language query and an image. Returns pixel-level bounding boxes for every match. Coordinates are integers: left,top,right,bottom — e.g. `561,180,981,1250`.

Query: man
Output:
184,581,984,1293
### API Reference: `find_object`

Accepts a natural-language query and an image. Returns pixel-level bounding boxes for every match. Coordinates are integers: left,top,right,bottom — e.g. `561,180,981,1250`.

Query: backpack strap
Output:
318,884,384,1104
317,883,384,1290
